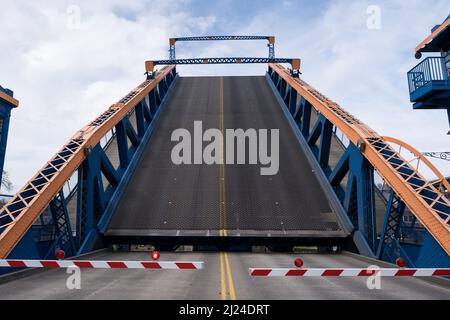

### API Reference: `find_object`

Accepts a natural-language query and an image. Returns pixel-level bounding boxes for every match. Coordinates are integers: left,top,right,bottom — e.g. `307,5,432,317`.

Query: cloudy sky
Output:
0,0,449,193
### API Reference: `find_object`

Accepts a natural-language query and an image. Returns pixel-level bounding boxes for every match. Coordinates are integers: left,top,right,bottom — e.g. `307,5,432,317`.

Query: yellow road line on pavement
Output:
224,252,236,300
217,79,236,300
219,252,237,300
219,77,227,236
219,252,227,300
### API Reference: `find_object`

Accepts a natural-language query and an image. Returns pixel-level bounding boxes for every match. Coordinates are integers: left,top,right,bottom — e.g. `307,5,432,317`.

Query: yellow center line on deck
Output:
219,76,227,236
217,78,237,300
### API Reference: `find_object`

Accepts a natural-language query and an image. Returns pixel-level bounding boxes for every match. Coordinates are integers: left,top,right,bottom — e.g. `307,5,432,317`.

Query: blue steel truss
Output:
267,65,450,268
4,67,178,261
47,191,76,258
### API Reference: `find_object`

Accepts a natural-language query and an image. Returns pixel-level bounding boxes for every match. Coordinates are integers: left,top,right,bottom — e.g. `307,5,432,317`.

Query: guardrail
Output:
407,57,448,95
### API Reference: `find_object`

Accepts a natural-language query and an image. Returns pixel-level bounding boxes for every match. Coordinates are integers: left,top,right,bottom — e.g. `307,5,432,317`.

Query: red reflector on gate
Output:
358,269,378,276
175,262,195,269
432,269,450,276
8,260,26,268
395,269,416,276
286,269,307,276
251,269,272,276
322,269,343,276
73,261,94,268
40,261,60,268
107,262,128,268
142,262,162,269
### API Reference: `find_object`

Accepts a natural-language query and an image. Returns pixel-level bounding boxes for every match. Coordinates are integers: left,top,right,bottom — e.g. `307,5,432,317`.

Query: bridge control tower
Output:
0,86,18,188
408,14,450,133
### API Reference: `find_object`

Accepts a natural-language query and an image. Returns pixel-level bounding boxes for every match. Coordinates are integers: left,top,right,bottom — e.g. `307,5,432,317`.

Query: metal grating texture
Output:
107,76,344,238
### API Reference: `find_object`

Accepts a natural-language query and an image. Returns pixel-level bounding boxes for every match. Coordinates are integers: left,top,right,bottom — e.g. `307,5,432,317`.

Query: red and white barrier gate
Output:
249,268,450,277
0,259,204,270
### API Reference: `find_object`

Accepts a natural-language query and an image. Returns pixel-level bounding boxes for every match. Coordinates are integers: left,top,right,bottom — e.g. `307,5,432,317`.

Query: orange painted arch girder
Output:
0,65,175,258
382,136,450,192
269,63,450,255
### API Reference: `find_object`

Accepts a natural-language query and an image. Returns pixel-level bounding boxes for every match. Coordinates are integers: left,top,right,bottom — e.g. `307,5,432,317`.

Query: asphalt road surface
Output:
0,250,448,300
107,76,346,241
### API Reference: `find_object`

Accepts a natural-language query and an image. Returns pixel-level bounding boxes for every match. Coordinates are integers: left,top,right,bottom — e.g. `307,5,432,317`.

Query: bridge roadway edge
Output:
264,72,376,257
97,74,181,235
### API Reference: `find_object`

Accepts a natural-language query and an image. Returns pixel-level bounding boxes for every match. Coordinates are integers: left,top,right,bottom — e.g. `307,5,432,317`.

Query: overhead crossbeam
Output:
171,35,274,42
169,35,276,59
146,57,301,77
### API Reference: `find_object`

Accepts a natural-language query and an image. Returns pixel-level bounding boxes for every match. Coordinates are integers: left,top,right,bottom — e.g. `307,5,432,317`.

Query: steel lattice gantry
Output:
145,57,301,78
168,35,276,60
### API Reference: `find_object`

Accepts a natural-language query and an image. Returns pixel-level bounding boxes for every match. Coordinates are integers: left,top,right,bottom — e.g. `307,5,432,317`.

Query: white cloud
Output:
0,0,218,192
231,0,450,175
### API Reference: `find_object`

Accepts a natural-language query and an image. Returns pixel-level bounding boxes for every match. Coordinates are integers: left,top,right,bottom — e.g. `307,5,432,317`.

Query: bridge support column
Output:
377,190,450,268
376,190,410,264
329,143,377,256
288,87,297,114
76,145,106,253
307,115,333,171
149,89,158,116
46,191,76,258
76,144,120,254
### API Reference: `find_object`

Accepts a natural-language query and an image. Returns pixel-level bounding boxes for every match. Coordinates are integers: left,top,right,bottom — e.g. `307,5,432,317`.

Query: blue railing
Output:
407,57,448,95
